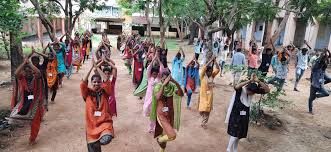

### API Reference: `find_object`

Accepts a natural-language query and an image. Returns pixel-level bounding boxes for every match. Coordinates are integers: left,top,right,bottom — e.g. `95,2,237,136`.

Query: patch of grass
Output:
141,37,179,51
92,35,180,51
22,47,43,55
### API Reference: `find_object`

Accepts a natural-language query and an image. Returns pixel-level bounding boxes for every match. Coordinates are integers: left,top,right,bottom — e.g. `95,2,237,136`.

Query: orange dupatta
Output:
46,59,58,88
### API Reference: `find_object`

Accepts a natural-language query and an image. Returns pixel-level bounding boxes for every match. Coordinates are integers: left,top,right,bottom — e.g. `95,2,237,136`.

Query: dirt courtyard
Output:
0,43,331,152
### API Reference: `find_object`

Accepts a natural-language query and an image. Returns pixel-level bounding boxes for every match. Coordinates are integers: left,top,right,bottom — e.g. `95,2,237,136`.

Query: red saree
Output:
9,73,44,142
132,54,144,85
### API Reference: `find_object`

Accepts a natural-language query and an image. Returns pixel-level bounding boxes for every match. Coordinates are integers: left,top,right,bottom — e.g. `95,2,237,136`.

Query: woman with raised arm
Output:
46,45,59,104
132,44,145,86
184,57,200,109
30,46,49,111
96,58,118,117
50,38,66,87
8,56,43,145
143,53,164,133
80,61,114,152
150,71,184,152
171,47,185,86
198,56,220,129
225,73,269,152
258,39,275,77
61,33,74,79
81,32,90,64
122,39,134,75
133,46,154,99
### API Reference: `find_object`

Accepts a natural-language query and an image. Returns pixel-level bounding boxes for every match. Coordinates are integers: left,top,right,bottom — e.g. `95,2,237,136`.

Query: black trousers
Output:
87,135,113,152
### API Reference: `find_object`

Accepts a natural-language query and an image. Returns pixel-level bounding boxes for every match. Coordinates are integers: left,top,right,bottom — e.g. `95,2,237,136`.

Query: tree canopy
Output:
29,0,105,41
0,0,24,33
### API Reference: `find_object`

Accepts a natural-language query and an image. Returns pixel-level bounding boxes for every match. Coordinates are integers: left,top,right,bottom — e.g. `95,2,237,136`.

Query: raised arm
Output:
59,34,66,42
206,56,215,66
28,59,41,77
102,42,110,53
93,59,107,81
304,40,312,50
15,58,29,76
180,47,185,59
107,59,117,78
147,55,157,78
107,57,116,66
33,46,48,58
48,45,56,55
156,76,170,100
234,79,252,90
95,44,103,59
43,43,50,54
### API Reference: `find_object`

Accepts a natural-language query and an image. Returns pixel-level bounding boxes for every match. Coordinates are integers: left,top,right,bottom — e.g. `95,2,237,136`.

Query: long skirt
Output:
133,70,148,97
133,60,144,85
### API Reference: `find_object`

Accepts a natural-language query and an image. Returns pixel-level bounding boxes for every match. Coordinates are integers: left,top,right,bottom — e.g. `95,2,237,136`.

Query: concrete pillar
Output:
245,23,253,50
283,12,296,46
304,20,319,50
61,18,65,35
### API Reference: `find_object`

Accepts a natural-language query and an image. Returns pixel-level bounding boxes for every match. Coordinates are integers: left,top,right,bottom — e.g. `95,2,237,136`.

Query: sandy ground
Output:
0,43,331,152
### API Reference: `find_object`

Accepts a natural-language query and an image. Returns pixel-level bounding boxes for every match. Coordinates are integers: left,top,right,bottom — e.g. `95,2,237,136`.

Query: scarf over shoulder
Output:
150,82,182,131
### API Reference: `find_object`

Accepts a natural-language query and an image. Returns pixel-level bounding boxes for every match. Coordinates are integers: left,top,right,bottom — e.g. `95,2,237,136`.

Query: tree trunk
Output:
206,32,213,63
1,32,10,59
159,0,165,48
199,28,205,40
188,22,198,45
271,11,290,44
262,20,273,47
145,0,152,38
181,19,184,39
64,0,69,36
30,0,56,41
9,32,23,81
175,18,183,42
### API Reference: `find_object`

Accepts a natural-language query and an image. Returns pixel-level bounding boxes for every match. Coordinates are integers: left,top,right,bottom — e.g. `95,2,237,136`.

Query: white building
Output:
234,1,331,51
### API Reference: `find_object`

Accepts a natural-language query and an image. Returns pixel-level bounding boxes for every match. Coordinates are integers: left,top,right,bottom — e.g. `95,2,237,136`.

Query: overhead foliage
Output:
117,0,147,15
29,0,105,41
290,0,331,24
0,0,24,33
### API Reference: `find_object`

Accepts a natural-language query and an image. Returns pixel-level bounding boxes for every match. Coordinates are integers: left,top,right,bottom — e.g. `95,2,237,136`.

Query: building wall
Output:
22,17,64,37
283,12,296,46
293,21,307,47
304,21,319,49
242,13,331,51
315,24,331,49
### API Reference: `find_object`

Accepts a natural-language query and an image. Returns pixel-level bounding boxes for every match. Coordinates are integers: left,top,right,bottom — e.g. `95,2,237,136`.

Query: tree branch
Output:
208,26,226,34
49,0,65,13
203,0,212,11
30,0,55,40
189,17,205,31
